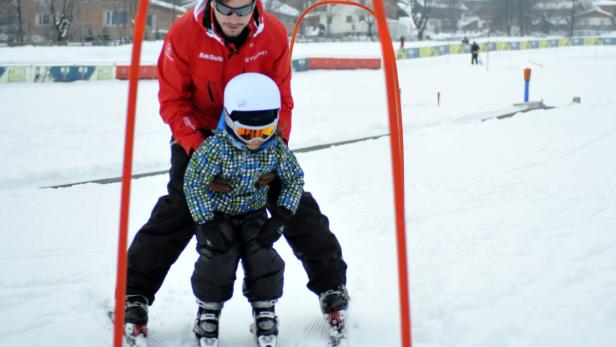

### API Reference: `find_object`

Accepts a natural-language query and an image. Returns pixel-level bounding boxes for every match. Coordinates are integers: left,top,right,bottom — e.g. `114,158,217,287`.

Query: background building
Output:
2,0,615,45
0,0,189,45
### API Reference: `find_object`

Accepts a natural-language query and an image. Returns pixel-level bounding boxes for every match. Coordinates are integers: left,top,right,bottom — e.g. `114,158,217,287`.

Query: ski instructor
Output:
123,0,349,337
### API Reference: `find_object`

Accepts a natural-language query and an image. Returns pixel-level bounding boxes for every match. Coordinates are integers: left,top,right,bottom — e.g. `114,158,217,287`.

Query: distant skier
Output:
471,41,480,65
184,73,304,347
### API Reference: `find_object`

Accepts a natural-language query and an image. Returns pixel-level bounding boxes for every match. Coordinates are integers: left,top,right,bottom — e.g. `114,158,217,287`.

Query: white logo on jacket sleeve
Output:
183,116,197,130
245,50,268,63
198,52,224,62
165,43,174,61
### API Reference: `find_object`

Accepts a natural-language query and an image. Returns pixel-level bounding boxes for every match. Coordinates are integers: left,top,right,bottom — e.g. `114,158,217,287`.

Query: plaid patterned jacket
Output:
184,130,304,224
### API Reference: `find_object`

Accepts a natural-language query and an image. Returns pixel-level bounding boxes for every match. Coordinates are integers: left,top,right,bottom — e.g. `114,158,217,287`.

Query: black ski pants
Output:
192,210,284,303
126,139,348,304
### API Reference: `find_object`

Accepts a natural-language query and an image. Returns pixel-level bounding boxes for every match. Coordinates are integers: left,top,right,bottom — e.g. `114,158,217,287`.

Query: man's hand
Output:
257,172,277,187
258,207,293,247
208,177,232,193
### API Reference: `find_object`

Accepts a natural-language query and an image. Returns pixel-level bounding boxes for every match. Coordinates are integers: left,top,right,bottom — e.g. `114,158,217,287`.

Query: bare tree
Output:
48,0,76,43
296,0,312,12
410,0,431,40
360,11,375,40
262,0,276,12
16,0,23,43
516,0,534,36
263,0,304,13
568,0,583,36
492,0,538,36
445,0,462,32
0,0,22,43
493,0,514,35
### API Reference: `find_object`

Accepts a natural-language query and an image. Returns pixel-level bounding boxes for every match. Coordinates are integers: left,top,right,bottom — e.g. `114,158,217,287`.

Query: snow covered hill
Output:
1,43,615,346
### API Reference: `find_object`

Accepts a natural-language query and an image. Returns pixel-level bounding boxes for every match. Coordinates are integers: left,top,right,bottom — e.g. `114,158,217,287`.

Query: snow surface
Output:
0,37,577,65
1,43,616,346
0,41,394,65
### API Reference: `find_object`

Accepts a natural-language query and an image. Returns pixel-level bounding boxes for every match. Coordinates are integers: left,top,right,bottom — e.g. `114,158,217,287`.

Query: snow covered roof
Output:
533,2,574,10
397,1,411,17
150,0,188,13
459,16,480,27
431,2,468,10
576,7,614,17
271,3,300,17
546,17,570,25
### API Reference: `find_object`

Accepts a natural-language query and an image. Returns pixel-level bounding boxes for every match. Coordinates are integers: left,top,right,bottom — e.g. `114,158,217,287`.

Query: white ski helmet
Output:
223,73,281,144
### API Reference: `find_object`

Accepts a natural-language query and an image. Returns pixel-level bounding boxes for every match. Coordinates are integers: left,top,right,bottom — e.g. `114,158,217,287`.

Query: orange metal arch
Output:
289,1,411,346
116,1,410,347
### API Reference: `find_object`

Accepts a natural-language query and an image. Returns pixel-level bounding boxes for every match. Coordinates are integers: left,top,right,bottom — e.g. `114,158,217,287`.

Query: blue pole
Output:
523,68,531,103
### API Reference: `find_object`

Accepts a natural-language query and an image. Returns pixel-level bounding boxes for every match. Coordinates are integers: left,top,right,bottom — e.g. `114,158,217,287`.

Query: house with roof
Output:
397,0,469,39
575,7,614,34
460,0,497,32
1,0,188,44
531,1,580,34
286,0,406,39
263,1,301,33
426,0,468,33
596,0,616,16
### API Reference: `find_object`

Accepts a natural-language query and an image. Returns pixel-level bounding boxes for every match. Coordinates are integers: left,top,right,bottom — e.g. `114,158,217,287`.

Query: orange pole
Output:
290,2,410,346
371,1,411,347
524,68,532,102
113,1,150,347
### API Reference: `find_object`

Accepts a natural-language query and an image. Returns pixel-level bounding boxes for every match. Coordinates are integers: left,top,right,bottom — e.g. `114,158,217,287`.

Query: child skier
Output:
183,72,304,347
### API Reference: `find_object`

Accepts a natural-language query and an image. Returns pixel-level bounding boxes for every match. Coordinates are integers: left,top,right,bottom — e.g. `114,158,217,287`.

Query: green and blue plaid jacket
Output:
184,130,304,224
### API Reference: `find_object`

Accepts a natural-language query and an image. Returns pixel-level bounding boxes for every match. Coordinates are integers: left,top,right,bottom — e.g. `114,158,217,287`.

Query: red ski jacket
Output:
157,0,293,154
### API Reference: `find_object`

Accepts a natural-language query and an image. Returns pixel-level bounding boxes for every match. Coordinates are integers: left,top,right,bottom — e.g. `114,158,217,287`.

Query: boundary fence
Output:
1,36,615,83
395,36,616,59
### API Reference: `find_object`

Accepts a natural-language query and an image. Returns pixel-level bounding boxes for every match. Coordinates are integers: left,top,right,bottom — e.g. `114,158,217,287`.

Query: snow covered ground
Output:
0,40,389,65
1,43,615,347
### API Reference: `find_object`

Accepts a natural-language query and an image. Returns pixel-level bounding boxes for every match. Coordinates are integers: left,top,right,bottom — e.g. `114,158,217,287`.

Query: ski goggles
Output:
225,109,279,144
214,0,256,17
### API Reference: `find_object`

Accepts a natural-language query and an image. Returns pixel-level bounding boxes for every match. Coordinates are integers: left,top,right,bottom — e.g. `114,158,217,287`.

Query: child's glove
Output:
258,207,293,247
257,172,277,187
208,177,232,193
208,172,276,192
195,216,234,254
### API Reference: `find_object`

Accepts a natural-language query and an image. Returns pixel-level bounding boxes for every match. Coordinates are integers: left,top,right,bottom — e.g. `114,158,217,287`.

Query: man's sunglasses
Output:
214,0,256,17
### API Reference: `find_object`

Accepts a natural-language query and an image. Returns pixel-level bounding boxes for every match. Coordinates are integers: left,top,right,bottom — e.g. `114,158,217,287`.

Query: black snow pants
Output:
126,139,348,304
192,209,284,303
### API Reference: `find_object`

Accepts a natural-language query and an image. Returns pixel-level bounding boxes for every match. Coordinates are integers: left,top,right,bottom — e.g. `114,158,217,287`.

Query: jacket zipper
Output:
207,81,215,102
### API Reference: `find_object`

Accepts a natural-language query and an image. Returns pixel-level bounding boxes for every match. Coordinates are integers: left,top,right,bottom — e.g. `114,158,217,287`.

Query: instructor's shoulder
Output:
167,10,201,41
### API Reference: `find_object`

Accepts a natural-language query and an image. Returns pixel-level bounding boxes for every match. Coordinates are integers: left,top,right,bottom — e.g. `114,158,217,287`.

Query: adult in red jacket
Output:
124,0,349,331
